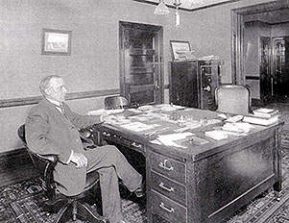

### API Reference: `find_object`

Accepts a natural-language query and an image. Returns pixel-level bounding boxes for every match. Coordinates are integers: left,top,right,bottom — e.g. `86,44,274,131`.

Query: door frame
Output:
231,1,288,84
119,21,164,105
231,1,289,104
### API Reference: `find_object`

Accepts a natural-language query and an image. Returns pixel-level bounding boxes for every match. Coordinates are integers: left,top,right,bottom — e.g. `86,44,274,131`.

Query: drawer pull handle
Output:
159,182,174,192
159,159,174,171
131,142,142,148
160,202,174,213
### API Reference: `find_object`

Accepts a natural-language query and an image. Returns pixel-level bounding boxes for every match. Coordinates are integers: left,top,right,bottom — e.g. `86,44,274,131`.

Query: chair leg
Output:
46,197,68,213
76,201,108,223
54,201,73,223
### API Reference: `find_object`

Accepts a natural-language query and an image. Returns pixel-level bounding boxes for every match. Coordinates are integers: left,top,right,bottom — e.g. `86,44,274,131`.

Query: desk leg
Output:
273,129,282,201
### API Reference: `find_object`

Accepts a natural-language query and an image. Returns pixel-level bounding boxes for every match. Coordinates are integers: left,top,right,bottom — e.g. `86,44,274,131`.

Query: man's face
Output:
46,78,67,102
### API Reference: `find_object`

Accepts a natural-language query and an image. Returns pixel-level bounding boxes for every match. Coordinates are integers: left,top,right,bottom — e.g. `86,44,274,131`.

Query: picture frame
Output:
42,29,72,55
170,40,191,61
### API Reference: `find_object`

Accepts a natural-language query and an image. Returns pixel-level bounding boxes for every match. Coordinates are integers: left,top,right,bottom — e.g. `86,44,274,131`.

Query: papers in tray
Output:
150,132,193,148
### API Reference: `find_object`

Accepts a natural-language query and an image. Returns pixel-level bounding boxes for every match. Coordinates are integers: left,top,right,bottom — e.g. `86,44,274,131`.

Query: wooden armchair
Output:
17,124,107,223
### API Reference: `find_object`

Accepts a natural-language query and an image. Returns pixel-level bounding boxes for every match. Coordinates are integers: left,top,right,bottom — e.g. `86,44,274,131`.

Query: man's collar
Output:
46,97,62,107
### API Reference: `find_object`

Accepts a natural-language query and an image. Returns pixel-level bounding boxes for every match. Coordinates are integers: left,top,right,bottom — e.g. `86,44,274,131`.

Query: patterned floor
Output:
0,179,146,223
1,148,289,223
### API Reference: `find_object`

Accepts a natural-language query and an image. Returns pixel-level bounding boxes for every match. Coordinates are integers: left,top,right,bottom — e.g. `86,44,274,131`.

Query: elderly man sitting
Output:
25,75,144,223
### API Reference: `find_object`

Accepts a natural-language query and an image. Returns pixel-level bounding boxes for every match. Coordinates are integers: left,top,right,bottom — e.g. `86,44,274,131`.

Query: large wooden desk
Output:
92,105,283,223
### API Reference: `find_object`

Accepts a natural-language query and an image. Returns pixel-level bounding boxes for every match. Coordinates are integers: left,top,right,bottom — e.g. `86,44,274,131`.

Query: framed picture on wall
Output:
42,29,72,55
170,40,191,61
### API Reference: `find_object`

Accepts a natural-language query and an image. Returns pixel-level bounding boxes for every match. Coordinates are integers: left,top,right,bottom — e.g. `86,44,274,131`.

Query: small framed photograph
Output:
170,40,191,61
42,29,72,55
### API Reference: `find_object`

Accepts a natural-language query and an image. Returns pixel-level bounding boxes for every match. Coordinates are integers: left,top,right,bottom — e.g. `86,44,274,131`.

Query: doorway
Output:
232,1,289,105
119,21,163,106
271,36,289,102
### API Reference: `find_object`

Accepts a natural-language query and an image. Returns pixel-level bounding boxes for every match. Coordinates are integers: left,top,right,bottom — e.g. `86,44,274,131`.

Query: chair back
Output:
104,96,129,110
17,124,56,198
215,85,251,115
18,124,27,144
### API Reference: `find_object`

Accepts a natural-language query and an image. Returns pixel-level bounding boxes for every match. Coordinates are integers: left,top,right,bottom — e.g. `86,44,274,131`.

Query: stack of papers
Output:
205,130,228,140
222,122,254,134
121,122,159,132
151,132,193,148
253,108,279,118
88,109,124,116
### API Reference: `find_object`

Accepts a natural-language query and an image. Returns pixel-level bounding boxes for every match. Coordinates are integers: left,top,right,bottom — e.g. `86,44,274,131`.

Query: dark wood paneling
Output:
0,148,38,187
0,148,31,172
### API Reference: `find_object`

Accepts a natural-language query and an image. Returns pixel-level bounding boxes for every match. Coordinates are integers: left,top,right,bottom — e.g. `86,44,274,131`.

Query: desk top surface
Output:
96,104,283,161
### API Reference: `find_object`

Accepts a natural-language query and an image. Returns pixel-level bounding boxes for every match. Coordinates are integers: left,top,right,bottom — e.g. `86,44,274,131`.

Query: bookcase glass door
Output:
119,22,163,106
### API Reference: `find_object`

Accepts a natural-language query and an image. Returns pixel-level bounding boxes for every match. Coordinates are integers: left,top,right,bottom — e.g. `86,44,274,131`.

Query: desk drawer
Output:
151,171,186,206
151,190,187,223
149,152,185,184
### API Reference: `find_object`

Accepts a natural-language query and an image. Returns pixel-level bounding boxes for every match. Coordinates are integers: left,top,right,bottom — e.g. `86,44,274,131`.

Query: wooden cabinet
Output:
119,22,163,106
169,60,220,110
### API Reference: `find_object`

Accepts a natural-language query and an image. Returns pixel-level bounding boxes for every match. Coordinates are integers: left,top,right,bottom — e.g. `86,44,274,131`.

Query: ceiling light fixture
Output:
173,0,182,26
154,0,170,15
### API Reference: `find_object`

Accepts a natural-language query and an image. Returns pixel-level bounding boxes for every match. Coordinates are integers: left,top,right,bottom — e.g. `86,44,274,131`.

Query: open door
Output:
260,36,272,104
272,36,289,102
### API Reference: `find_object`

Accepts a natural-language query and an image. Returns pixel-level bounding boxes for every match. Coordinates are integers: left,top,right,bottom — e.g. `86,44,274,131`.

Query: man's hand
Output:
70,152,88,168
101,113,116,123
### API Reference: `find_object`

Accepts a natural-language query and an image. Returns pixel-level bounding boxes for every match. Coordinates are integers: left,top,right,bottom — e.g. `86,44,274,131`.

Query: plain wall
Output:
0,0,274,153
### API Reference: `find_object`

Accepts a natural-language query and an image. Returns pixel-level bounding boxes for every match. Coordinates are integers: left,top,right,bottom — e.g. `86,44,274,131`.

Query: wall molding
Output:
0,89,120,108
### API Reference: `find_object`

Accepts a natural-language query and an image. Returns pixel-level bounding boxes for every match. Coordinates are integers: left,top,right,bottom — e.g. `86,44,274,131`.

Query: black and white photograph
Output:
1,0,289,223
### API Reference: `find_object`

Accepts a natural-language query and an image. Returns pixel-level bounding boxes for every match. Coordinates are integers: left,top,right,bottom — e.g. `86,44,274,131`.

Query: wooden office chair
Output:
215,84,251,115
104,96,130,110
17,124,107,223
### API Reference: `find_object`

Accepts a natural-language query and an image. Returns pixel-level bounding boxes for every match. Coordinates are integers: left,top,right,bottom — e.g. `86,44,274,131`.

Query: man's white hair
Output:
39,75,62,96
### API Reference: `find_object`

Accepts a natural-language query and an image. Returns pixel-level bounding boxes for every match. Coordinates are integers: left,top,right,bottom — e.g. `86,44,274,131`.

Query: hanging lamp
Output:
154,0,170,15
173,0,182,26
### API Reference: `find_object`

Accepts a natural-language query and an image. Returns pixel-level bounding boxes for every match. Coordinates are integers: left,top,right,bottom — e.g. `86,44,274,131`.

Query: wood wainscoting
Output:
0,148,38,187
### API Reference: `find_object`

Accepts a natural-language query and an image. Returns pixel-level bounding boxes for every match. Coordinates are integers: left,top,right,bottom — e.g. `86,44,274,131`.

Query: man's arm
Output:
64,104,103,129
25,112,72,164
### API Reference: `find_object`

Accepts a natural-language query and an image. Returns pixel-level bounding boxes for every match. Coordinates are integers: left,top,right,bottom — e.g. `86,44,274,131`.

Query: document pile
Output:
243,108,279,126
205,122,254,140
151,132,194,148
121,122,159,132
